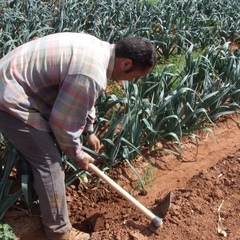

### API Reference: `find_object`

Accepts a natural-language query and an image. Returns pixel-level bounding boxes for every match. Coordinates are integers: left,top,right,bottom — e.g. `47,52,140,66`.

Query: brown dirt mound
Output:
3,114,240,240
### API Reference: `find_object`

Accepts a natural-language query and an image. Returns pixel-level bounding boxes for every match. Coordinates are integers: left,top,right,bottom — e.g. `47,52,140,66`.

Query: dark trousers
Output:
0,110,71,237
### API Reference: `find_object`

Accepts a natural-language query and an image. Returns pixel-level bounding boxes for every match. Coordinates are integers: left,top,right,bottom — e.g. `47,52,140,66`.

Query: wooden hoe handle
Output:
88,163,163,227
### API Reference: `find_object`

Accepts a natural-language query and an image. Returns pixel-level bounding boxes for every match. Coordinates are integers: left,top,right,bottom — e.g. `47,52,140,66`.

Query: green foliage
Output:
95,42,239,165
0,223,17,240
0,141,35,221
0,0,239,58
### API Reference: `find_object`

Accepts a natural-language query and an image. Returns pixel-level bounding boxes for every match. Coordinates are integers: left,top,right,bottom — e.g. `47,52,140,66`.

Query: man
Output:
0,32,156,240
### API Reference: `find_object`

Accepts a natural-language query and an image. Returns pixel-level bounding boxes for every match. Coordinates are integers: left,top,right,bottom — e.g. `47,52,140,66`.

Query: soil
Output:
2,114,240,240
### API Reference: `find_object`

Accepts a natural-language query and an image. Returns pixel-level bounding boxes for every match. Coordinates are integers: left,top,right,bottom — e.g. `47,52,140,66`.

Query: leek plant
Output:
0,223,17,240
0,140,33,220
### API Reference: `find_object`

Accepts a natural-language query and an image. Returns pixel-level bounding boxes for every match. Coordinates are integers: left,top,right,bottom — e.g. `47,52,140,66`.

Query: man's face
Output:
111,58,153,82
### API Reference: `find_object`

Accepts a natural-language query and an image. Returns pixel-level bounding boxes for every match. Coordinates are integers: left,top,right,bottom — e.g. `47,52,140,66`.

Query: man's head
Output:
111,36,157,82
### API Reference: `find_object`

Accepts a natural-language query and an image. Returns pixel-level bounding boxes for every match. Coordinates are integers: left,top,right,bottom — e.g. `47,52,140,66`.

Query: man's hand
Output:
75,152,94,170
86,134,101,152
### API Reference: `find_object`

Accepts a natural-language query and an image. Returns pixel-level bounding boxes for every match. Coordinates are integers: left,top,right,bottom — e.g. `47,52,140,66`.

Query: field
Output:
2,115,239,239
0,0,240,239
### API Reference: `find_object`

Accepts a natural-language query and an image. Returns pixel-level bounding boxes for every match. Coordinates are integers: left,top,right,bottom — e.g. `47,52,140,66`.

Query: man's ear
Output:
120,58,133,71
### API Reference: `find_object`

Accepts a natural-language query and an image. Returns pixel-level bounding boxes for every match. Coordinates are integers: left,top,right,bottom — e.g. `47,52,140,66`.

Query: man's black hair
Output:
115,36,157,70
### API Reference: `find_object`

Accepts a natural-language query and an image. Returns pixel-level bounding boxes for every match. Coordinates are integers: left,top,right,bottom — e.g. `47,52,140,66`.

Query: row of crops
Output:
0,0,240,58
0,0,240,222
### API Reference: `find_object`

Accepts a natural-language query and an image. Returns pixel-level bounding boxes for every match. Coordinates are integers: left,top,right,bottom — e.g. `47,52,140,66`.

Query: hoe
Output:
88,163,172,228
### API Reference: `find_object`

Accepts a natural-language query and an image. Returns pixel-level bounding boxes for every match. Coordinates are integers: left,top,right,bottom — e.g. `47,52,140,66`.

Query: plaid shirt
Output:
0,32,115,161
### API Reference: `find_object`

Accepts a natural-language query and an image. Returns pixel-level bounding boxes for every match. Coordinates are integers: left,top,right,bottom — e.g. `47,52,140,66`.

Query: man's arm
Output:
84,106,96,133
83,106,101,152
49,74,100,168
